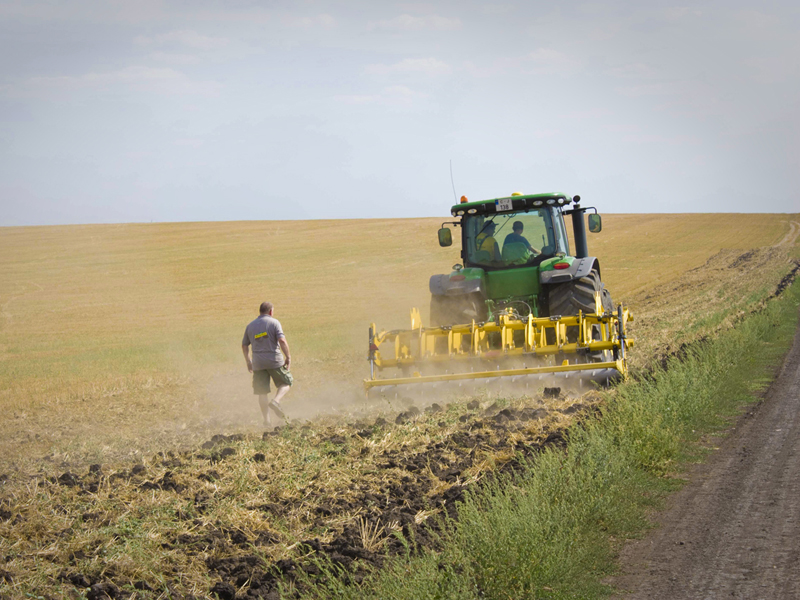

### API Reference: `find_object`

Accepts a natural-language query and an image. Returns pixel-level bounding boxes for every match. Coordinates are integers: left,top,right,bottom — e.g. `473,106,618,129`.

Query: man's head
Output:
513,220,524,233
484,221,496,234
259,301,274,315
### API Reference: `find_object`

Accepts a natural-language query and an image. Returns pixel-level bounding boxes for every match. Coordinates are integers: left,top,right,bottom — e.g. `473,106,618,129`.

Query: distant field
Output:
0,214,797,474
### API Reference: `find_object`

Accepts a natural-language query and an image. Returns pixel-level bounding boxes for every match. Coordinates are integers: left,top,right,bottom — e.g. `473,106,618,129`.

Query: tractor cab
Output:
462,207,569,269
434,193,598,320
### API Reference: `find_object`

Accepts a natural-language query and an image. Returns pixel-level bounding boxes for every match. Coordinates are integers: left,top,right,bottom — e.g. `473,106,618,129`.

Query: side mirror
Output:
588,214,602,233
438,227,453,247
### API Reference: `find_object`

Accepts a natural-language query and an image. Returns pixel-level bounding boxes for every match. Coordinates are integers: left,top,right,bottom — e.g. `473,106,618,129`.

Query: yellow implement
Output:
365,306,633,393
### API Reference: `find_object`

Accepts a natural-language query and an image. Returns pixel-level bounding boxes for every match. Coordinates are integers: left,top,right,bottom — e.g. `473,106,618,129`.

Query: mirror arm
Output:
563,206,597,216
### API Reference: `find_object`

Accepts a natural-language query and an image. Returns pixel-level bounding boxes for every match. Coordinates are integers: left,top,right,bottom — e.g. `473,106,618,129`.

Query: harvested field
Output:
0,213,798,598
0,214,796,475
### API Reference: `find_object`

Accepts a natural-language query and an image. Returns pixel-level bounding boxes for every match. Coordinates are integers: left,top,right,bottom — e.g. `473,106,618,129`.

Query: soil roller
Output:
365,192,634,394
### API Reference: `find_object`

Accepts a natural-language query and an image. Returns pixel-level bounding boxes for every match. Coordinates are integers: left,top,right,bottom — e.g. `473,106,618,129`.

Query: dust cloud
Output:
197,357,611,435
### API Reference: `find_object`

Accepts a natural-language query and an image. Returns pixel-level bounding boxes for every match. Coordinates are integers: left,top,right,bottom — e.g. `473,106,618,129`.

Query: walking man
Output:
242,301,293,427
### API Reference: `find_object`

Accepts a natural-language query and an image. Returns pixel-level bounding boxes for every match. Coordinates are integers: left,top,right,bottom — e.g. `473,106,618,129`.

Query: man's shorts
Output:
253,367,293,395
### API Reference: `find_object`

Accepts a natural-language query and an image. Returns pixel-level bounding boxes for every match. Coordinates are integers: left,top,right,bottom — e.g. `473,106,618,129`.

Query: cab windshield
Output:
464,208,566,269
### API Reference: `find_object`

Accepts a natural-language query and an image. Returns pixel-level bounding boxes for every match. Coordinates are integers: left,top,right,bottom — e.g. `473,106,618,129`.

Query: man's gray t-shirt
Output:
242,315,286,370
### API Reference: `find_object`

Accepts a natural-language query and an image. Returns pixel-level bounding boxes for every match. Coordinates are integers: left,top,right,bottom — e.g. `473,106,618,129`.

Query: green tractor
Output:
431,192,612,326
364,192,632,393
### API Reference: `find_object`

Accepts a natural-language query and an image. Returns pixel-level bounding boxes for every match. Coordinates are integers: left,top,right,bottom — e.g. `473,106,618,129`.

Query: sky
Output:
0,1,798,226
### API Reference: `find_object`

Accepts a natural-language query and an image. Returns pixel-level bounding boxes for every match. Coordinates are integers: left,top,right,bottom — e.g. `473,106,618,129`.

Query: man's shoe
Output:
269,401,285,420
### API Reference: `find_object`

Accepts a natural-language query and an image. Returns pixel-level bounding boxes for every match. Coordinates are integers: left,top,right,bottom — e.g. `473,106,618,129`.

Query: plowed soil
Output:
0,392,594,599
612,313,800,598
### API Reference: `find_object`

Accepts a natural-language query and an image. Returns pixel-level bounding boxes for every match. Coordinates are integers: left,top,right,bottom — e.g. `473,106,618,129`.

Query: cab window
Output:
464,209,557,268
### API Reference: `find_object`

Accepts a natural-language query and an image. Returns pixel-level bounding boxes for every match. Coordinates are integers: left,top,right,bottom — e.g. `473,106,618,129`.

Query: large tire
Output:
601,287,613,314
547,271,614,361
547,270,603,318
430,293,486,327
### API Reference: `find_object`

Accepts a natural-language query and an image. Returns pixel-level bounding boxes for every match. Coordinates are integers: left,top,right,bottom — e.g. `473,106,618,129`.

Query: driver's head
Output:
485,221,496,233
513,220,524,233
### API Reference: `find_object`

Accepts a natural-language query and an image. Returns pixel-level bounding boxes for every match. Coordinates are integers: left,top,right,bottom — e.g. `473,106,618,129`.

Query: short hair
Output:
259,301,273,314
513,220,523,231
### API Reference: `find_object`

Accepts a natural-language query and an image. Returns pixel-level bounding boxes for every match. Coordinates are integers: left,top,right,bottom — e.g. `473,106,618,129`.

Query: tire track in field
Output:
775,220,800,248
0,281,44,327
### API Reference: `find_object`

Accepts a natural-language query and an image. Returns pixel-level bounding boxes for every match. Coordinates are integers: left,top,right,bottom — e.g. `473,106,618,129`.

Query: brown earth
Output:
612,311,800,598
0,391,592,599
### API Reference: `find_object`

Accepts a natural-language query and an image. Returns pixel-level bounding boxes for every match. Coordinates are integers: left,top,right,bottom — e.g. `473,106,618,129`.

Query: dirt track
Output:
613,318,800,598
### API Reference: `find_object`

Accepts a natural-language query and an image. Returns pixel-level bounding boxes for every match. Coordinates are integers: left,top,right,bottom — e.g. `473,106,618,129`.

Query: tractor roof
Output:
450,192,575,217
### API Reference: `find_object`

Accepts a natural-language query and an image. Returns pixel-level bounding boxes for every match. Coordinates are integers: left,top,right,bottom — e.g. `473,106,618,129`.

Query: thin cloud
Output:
615,81,680,97
622,133,701,145
185,7,336,30
134,29,262,62
530,128,561,139
368,14,461,31
662,7,703,20
146,52,201,65
365,58,451,77
462,57,519,78
482,4,516,15
466,49,582,79
605,62,657,79
524,48,581,75
3,66,222,98
568,107,613,121
733,9,779,30
136,30,231,50
334,85,427,107
744,56,799,85
280,13,336,28
333,93,376,105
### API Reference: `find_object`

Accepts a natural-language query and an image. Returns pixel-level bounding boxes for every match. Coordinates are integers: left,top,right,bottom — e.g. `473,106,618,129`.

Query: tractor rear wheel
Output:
547,270,603,318
547,271,614,361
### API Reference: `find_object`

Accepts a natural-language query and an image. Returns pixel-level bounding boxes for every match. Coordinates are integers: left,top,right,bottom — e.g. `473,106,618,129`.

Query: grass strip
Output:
300,277,800,600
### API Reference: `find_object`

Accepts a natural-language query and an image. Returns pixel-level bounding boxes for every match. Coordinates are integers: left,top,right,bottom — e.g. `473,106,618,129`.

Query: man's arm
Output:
242,344,253,372
278,337,291,369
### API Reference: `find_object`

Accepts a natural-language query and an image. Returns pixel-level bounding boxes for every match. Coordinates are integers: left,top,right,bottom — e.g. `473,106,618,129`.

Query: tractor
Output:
365,193,632,393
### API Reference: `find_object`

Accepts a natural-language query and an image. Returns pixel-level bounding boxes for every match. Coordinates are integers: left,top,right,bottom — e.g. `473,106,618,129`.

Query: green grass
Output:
300,276,800,599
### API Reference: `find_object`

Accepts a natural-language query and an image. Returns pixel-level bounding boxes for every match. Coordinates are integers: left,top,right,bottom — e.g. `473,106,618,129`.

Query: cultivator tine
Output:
365,306,634,394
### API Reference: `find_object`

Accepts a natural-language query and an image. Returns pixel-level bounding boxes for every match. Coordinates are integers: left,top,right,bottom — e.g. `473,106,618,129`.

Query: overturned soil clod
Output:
0,393,601,598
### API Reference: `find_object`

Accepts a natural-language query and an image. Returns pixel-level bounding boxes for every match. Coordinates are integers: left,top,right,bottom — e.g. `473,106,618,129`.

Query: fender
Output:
540,257,600,285
430,274,484,296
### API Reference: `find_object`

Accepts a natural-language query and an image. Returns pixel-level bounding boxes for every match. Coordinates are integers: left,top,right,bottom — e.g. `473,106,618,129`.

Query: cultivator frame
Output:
365,306,633,393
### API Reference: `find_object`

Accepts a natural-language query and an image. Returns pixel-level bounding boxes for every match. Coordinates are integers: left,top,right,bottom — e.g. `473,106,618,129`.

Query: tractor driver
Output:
503,220,536,253
475,221,502,263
